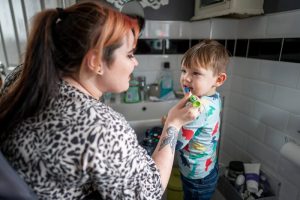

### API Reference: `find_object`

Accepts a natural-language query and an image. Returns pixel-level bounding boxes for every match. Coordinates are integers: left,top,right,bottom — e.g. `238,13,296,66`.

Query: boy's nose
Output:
184,74,192,82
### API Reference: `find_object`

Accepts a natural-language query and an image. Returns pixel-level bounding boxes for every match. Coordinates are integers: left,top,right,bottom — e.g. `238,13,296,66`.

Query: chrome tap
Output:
137,76,147,101
0,61,6,76
0,61,6,89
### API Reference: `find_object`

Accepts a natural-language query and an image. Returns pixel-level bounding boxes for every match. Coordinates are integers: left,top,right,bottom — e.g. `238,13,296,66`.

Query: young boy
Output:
176,39,229,200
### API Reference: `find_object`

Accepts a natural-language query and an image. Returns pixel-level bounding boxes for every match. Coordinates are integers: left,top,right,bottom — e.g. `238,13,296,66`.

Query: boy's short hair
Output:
181,39,229,75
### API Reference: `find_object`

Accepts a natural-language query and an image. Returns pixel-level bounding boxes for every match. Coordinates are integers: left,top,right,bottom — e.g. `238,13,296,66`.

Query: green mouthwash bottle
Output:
124,75,140,103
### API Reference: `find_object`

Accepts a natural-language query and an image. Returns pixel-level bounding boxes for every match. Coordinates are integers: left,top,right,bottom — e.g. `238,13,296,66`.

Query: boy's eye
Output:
193,72,201,76
181,69,186,73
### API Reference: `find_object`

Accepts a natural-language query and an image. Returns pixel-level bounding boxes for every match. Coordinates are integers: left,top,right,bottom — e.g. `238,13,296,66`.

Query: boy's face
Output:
180,65,226,97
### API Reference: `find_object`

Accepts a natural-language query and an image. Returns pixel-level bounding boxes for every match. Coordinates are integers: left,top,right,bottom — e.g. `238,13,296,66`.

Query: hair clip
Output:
56,7,66,24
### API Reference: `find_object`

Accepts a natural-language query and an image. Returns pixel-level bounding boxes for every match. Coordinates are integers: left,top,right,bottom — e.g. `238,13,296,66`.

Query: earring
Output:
97,64,103,75
97,70,103,75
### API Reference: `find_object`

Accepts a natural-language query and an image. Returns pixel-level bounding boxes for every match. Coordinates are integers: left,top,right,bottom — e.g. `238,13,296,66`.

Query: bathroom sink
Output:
109,100,179,141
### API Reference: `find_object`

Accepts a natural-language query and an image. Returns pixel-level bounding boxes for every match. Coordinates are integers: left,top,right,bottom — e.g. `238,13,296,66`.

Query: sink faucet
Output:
0,61,6,76
0,61,6,89
137,76,147,101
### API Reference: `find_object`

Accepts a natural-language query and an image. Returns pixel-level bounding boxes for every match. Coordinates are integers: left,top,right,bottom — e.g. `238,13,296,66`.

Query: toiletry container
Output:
167,167,183,200
159,62,173,98
228,161,244,184
148,83,160,98
124,76,140,103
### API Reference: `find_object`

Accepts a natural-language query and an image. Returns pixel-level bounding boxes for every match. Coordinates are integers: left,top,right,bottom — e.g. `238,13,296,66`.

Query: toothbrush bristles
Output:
184,87,190,93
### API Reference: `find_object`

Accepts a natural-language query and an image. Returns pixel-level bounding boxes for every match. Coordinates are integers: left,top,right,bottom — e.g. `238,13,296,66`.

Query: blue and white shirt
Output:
176,93,222,179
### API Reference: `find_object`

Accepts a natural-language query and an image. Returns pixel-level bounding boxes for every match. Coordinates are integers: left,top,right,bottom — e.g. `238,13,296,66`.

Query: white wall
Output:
221,11,300,200
136,10,300,200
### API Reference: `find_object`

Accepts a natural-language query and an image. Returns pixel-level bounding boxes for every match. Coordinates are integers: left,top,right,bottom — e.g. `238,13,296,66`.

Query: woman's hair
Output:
0,1,140,136
181,39,229,75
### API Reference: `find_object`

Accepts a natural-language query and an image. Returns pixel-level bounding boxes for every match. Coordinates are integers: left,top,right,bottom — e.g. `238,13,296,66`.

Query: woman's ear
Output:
214,72,227,87
84,49,103,75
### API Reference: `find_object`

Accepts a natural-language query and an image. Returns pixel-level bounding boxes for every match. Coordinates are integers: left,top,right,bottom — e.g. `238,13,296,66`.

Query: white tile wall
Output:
266,9,300,38
190,20,211,39
237,15,268,39
210,18,238,39
135,10,300,199
286,114,300,141
232,57,261,79
272,86,300,115
241,77,275,102
253,101,289,131
278,178,299,200
265,127,286,151
226,11,300,200
229,92,255,115
247,136,280,171
278,156,300,188
226,59,300,199
223,123,248,150
259,60,300,88
141,20,191,39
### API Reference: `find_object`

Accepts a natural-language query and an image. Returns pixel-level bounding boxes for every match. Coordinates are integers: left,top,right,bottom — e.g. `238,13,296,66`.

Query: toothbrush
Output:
184,86,201,108
189,95,201,108
184,86,190,93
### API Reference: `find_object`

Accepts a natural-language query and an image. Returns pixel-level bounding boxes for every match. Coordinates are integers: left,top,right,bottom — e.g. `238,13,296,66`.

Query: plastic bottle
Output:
235,174,245,194
159,62,173,98
124,75,140,103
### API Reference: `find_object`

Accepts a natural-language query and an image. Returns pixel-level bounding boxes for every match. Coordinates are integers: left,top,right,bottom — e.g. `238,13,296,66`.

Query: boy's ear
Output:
215,72,227,87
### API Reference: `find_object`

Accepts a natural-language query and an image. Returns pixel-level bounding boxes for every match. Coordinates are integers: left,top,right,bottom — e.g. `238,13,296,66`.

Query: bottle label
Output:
125,86,140,103
162,78,172,89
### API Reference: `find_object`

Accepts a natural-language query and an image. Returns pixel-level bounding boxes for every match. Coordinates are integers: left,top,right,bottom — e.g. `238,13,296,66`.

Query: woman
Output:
0,1,198,199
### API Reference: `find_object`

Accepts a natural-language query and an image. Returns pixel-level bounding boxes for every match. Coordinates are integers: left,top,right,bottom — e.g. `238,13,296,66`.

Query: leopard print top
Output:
1,80,163,200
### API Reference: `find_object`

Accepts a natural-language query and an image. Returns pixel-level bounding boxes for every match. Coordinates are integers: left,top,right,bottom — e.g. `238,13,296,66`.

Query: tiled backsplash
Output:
137,10,300,200
137,38,300,63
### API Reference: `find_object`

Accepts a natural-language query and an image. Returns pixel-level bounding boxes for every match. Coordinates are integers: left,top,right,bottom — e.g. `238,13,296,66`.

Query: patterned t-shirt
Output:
1,79,163,200
176,93,221,179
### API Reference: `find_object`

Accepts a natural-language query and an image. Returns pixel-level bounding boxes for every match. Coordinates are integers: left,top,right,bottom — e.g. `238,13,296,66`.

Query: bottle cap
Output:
163,62,170,69
235,174,245,185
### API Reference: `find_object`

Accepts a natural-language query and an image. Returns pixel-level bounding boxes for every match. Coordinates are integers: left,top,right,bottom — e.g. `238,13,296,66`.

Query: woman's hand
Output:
165,92,199,130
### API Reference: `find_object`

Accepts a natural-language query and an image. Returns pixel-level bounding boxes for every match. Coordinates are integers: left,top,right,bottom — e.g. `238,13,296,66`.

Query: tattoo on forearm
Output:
159,126,178,154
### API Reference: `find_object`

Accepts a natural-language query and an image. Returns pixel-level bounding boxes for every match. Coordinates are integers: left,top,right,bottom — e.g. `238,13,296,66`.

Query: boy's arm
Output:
162,114,199,150
175,97,212,150
176,110,206,150
175,125,193,150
